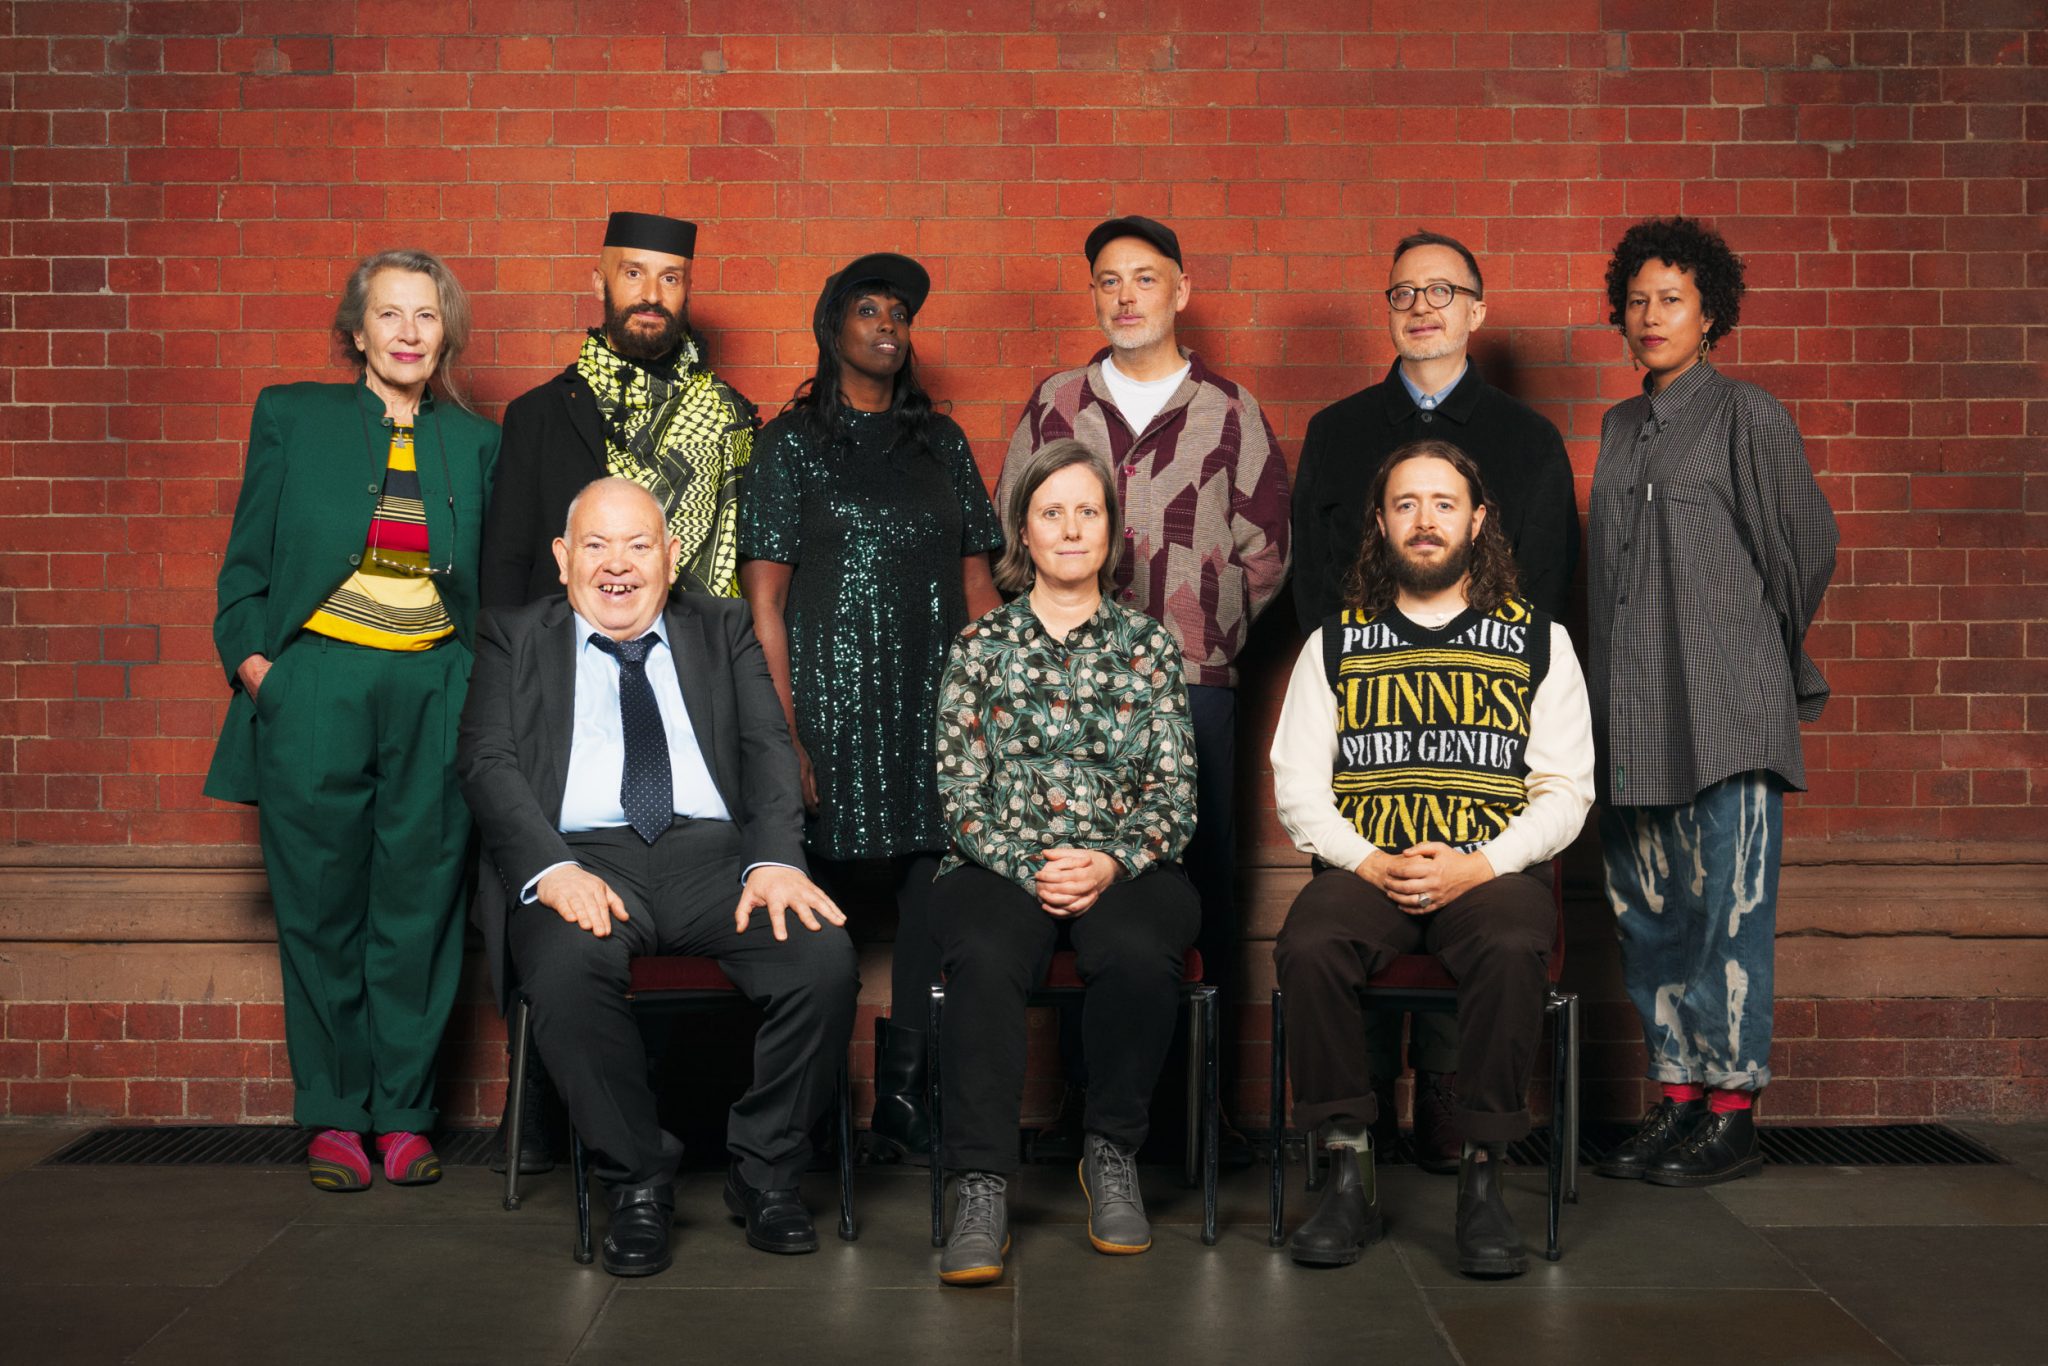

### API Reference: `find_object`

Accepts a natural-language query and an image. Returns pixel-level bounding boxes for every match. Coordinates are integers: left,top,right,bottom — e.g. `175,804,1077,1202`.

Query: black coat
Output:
480,365,610,611
1290,360,1580,626
456,593,809,1013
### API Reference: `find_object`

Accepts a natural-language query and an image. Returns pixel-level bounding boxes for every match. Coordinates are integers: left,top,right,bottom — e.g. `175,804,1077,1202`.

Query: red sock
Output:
1662,1082,1705,1105
1709,1088,1754,1114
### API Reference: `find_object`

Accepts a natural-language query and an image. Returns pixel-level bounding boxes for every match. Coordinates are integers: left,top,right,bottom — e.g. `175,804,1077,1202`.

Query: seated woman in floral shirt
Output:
928,438,1200,1288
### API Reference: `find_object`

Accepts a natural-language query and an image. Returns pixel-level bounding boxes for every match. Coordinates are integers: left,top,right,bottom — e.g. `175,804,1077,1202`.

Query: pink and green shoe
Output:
307,1129,372,1193
376,1131,443,1186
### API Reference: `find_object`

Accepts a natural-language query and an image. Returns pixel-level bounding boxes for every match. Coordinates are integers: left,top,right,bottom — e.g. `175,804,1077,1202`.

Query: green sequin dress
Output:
739,407,1005,860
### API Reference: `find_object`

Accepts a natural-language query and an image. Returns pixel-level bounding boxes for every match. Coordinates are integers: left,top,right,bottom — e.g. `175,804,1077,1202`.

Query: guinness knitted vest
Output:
1323,599,1551,852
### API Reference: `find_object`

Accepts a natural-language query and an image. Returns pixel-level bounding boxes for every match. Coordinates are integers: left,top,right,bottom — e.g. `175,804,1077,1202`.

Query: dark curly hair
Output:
1343,440,1522,618
782,280,941,463
1604,216,1745,348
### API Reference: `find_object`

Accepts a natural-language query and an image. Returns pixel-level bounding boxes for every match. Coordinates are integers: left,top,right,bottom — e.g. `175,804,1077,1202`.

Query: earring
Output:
1627,340,1641,373
1697,336,1711,362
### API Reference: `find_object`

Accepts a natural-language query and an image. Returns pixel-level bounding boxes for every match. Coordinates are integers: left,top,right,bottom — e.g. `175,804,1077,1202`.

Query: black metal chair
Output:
924,947,1221,1248
1267,862,1579,1260
501,955,857,1262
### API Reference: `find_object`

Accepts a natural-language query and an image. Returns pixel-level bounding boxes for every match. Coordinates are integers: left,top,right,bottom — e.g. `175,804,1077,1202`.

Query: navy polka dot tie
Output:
590,633,673,844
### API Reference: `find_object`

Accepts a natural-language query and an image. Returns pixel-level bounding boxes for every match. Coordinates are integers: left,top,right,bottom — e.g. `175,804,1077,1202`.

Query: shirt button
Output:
1621,541,1631,552
1124,528,1134,538
1618,593,1628,605
1419,411,1433,424
1627,486,1636,495
1122,591,1133,601
1123,465,1137,475
1638,433,1650,443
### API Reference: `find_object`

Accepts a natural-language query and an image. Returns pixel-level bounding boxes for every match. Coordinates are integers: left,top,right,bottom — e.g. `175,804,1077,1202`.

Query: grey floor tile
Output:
0,1167,309,1287
129,1222,614,1366
1372,1166,1811,1289
0,1122,93,1181
0,1285,195,1366
572,1287,1014,1363
1711,1165,2048,1228
1951,1121,2048,1178
1764,1226,2048,1366
304,1163,583,1226
1429,1287,1904,1366
1016,1217,1456,1366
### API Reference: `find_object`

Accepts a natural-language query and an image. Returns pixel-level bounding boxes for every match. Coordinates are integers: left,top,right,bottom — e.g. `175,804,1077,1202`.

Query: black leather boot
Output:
865,1015,933,1166
489,1038,555,1176
1288,1143,1384,1267
1412,1070,1463,1175
1645,1107,1763,1187
1455,1146,1526,1278
1596,1097,1708,1179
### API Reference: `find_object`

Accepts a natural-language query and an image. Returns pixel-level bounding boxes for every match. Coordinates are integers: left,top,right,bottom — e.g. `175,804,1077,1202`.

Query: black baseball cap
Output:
1084,215,1182,269
816,252,932,325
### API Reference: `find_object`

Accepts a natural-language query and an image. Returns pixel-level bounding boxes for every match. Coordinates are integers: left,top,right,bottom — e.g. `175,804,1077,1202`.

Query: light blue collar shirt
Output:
559,611,730,831
1398,360,1467,412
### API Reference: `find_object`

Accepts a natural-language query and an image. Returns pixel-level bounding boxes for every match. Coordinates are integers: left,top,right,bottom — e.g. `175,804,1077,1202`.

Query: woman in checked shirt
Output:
926,439,1200,1286
1586,217,1838,1190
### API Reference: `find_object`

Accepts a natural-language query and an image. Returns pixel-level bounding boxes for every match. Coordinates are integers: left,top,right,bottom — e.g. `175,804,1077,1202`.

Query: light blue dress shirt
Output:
523,612,791,903
1398,360,1467,411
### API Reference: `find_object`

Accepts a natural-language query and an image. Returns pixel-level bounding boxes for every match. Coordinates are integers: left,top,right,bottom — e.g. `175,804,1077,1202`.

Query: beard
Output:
603,292,687,362
1393,322,1466,363
1388,531,1475,596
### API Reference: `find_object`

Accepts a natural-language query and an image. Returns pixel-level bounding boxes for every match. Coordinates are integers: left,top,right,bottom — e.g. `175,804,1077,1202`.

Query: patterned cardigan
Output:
999,348,1291,688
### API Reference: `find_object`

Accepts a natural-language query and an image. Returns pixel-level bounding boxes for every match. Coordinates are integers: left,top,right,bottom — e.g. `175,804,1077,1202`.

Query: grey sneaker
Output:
1079,1133,1151,1254
938,1171,1010,1286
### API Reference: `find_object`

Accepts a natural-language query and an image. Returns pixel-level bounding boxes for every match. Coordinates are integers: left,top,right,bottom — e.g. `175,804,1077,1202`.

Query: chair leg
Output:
1545,993,1564,1263
927,983,945,1248
1565,990,1581,1205
1268,988,1285,1249
836,1054,857,1242
572,1132,594,1265
1201,984,1220,1247
1183,986,1201,1189
503,997,532,1213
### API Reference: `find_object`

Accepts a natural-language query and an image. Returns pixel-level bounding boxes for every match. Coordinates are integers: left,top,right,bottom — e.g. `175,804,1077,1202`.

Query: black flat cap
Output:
816,252,932,321
603,211,697,259
1084,215,1182,269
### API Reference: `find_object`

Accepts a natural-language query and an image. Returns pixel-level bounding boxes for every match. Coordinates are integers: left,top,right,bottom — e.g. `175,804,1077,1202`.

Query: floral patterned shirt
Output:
935,595,1197,891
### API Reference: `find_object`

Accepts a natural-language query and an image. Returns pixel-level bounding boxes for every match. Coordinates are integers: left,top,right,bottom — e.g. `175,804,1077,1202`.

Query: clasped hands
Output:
1034,846,1120,918
535,863,846,942
1357,841,1496,915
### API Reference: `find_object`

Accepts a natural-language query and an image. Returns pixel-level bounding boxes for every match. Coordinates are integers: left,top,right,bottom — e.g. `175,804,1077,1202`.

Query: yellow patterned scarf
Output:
574,329,756,597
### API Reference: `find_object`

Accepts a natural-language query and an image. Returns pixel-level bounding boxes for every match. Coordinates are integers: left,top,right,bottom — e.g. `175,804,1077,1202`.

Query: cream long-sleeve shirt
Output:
1270,619,1596,876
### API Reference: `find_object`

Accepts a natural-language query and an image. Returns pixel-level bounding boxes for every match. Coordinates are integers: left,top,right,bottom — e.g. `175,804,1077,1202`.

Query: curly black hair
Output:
1604,216,1745,348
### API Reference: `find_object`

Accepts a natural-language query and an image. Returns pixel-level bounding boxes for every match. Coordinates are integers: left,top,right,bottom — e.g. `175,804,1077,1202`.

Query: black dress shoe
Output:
723,1162,820,1254
601,1183,675,1277
1596,1097,1708,1179
865,1016,934,1166
1644,1108,1763,1187
1289,1145,1384,1267
1455,1148,1526,1278
1412,1070,1463,1175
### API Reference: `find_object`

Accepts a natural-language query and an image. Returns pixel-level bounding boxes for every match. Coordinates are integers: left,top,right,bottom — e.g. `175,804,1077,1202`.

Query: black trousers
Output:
930,862,1200,1174
1273,867,1553,1145
810,850,942,1034
508,821,860,1190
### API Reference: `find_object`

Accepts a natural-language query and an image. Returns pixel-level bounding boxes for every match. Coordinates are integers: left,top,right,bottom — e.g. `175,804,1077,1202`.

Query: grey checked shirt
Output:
1587,360,1838,806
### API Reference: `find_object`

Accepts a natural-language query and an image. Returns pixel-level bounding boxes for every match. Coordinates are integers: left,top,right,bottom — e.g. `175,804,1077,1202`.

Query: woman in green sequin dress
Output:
739,253,1003,1163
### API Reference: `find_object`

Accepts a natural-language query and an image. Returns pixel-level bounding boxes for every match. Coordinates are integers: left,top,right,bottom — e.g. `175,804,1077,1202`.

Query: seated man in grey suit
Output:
459,475,858,1277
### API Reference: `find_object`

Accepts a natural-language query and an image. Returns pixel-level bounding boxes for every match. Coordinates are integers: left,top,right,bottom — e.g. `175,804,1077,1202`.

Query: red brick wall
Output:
1,3,2044,1127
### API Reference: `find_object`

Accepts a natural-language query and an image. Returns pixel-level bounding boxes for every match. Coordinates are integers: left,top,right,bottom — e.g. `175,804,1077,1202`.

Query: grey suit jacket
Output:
458,592,808,1014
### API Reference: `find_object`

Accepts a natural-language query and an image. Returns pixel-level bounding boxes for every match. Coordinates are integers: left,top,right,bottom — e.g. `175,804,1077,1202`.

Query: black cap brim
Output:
1084,215,1182,269
817,252,931,321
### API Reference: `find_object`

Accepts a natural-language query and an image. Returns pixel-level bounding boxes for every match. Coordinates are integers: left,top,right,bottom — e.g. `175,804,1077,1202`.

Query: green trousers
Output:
254,634,472,1134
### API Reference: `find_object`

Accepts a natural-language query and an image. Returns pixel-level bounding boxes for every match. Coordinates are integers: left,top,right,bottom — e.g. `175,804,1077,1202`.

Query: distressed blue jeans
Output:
1600,771,1782,1092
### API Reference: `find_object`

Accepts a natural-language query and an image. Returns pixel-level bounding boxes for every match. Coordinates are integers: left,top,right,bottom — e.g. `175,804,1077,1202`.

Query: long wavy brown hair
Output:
1343,439,1522,617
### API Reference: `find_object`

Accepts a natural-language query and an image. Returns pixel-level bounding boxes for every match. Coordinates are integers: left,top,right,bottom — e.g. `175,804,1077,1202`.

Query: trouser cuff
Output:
1291,1091,1379,1135
294,1094,372,1133
370,1106,438,1134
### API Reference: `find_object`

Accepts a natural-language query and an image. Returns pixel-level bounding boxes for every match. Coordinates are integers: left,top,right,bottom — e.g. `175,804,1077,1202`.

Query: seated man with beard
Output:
1268,440,1593,1278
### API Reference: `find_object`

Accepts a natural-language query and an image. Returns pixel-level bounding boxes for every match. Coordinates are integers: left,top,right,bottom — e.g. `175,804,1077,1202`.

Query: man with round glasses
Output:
1289,229,1579,1177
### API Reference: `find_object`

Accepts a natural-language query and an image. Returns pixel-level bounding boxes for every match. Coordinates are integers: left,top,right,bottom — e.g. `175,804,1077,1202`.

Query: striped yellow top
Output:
303,425,454,651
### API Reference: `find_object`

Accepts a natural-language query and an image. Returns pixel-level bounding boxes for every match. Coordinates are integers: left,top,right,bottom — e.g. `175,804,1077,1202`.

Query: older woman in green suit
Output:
206,249,499,1192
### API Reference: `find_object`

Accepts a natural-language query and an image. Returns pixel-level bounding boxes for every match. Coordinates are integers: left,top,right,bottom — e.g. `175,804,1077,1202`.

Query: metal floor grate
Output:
39,1126,501,1168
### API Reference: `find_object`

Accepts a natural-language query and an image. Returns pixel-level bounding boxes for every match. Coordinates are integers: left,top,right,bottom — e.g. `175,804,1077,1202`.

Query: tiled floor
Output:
2,1121,2044,1366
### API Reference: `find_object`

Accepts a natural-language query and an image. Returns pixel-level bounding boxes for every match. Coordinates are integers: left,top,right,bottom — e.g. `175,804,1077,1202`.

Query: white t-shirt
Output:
1100,357,1191,438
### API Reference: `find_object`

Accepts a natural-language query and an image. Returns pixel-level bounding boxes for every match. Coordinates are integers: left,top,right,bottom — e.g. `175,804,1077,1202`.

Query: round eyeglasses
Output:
1385,283,1482,311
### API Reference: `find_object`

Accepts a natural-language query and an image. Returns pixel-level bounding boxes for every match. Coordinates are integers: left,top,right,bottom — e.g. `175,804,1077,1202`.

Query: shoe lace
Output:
955,1172,1006,1237
1091,1137,1140,1208
1672,1112,1726,1156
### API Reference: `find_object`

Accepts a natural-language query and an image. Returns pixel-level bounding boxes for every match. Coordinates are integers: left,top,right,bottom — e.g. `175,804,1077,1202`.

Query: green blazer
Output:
205,379,501,803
